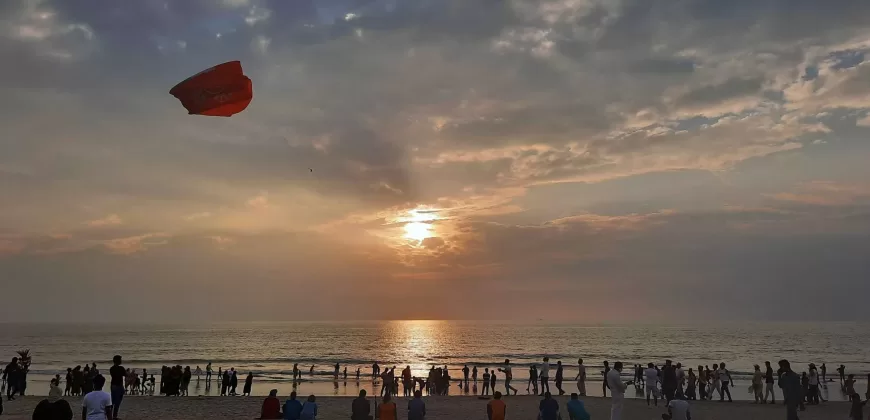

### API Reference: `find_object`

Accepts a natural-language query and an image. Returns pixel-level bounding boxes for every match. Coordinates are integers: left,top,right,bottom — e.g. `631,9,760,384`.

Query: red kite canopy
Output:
169,61,252,117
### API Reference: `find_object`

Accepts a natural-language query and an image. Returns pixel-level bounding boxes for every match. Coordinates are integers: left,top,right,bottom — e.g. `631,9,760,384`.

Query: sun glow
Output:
404,222,433,241
401,209,439,242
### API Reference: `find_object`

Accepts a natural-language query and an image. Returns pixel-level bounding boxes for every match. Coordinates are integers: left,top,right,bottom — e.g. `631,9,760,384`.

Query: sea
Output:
1,321,867,401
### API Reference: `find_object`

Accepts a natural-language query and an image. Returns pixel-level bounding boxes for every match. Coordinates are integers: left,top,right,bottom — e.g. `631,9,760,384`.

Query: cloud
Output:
768,181,870,206
85,214,122,227
2,0,870,321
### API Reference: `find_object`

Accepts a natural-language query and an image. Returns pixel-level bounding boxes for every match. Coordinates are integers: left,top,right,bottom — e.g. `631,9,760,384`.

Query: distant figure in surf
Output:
462,365,470,387
482,368,491,396
472,366,478,384
372,363,380,379
310,365,315,376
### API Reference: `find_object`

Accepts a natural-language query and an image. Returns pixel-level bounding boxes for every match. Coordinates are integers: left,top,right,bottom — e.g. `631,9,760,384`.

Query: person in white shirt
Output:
644,363,661,406
675,363,685,397
717,362,732,402
663,397,691,420
540,357,551,395
606,362,630,420
709,364,721,400
82,375,112,420
574,358,587,396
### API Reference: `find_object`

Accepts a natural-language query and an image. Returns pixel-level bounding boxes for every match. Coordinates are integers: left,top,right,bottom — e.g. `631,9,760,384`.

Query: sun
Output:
404,222,433,242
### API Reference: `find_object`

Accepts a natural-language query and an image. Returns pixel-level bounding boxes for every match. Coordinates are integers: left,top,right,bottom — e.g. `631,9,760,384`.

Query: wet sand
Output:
0,394,849,419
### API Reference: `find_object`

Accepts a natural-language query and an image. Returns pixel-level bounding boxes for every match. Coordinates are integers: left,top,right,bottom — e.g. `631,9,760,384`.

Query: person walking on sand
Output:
555,361,565,395
602,361,611,398
685,368,696,400
752,365,764,403
607,362,630,420
108,355,125,420
765,361,777,404
575,358,587,396
499,359,518,396
778,360,801,420
540,357,551,395
807,364,820,405
487,391,506,420
708,364,720,400
482,368,491,396
644,363,661,406
718,362,733,402
244,372,253,396
527,365,538,395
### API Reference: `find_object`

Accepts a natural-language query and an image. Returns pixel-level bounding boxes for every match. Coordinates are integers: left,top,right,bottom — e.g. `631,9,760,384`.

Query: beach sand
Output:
0,395,848,420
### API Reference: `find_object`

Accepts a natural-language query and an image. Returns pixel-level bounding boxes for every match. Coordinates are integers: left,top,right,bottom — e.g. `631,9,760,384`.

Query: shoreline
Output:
0,395,850,420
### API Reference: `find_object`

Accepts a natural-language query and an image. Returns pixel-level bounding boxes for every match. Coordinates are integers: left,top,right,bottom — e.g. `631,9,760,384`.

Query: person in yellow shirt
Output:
487,391,506,420
378,395,397,420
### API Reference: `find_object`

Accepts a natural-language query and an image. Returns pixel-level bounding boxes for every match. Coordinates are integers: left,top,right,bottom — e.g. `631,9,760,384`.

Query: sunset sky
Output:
2,0,870,323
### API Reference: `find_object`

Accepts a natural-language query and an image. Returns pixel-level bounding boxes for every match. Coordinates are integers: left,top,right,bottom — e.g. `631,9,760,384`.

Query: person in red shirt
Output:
260,389,282,419
487,391,506,420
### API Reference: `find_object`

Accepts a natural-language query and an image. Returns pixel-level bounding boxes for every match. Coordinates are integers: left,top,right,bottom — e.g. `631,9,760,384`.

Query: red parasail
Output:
169,61,253,117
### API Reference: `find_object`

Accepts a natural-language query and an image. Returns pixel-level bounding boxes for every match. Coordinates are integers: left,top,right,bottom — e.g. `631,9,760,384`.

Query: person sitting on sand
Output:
662,395,691,420
259,389,282,419
487,391,506,420
849,393,866,420
408,390,426,420
300,395,317,420
379,394,397,420
82,375,112,420
351,390,372,420
566,393,590,420
539,391,560,420
283,391,303,420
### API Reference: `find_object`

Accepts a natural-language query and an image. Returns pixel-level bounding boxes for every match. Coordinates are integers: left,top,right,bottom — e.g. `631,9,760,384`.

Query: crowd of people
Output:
3,352,870,420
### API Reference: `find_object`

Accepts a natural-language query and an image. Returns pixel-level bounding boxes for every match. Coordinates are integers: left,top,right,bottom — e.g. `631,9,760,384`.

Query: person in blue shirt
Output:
539,392,560,420
283,391,303,420
408,390,426,420
300,395,317,420
567,393,591,420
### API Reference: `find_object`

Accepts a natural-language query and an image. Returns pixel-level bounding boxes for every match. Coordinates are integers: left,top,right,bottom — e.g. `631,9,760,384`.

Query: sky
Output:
2,0,870,323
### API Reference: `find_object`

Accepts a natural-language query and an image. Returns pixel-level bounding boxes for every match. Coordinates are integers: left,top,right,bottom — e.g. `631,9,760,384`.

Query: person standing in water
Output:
462,365,470,387
482,369,491,396
602,361,611,398
472,366,478,384
574,358,587,396
555,361,565,395
837,365,846,389
206,363,212,382
540,357,551,396
498,359,517,396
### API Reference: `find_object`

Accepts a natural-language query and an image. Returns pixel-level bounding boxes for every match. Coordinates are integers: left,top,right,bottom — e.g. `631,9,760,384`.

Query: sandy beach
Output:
0,395,849,420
